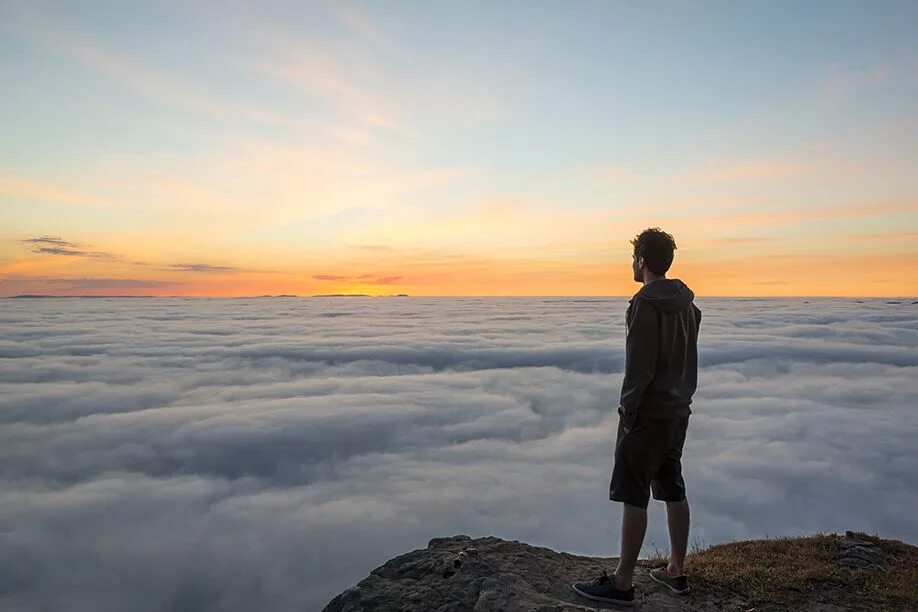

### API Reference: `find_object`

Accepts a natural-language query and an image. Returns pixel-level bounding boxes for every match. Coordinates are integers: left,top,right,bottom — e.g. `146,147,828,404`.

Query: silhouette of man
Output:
573,227,702,605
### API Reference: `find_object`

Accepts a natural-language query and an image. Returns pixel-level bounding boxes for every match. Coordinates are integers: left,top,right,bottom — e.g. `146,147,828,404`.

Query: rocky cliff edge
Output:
323,530,916,611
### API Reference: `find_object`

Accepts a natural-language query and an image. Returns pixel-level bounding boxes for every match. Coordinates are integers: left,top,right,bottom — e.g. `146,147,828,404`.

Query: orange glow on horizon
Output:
2,245,916,298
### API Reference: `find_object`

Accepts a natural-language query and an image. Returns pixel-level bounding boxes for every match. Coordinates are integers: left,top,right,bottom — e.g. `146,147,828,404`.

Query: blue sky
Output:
1,1,916,296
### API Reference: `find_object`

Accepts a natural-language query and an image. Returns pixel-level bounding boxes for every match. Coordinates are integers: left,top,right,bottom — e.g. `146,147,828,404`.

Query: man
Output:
573,227,702,606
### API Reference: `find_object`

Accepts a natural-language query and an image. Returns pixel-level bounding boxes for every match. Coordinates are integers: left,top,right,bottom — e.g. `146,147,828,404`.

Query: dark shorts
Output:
609,412,689,509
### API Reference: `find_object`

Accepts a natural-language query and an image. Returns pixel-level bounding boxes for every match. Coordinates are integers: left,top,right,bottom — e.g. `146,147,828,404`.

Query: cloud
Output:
313,273,402,285
839,231,918,243
1,297,916,610
54,278,183,290
697,237,776,246
5,237,263,293
165,264,238,274
19,236,116,259
8,5,308,129
21,236,77,248
0,177,106,208
684,159,810,183
348,244,398,252
31,247,114,259
329,3,406,57
0,276,185,296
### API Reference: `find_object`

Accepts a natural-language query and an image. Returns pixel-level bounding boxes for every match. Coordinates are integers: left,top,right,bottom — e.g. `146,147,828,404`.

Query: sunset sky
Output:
2,1,916,297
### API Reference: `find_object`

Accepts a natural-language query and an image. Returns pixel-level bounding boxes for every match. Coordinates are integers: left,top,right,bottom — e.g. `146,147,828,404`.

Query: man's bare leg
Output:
612,503,647,590
665,498,690,576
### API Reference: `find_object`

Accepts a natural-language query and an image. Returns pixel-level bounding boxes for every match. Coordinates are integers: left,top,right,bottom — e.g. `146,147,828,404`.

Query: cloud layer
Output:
0,296,916,610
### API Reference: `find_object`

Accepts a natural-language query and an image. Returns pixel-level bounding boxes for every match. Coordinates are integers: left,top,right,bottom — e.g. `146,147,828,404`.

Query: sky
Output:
1,297,916,610
1,0,917,297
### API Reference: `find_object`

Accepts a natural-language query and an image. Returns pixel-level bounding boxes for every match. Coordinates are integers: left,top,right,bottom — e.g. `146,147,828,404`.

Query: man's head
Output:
630,227,677,283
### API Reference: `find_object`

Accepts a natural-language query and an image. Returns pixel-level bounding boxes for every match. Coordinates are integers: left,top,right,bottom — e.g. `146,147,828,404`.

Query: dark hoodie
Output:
619,278,701,423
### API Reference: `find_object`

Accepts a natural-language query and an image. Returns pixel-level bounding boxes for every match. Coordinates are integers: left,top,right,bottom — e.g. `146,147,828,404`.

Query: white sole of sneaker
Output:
649,570,691,594
571,583,634,606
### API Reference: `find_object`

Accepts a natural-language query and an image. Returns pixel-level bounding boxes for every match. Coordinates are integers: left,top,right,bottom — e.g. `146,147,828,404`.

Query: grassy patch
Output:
645,540,670,566
682,531,918,611
645,536,706,568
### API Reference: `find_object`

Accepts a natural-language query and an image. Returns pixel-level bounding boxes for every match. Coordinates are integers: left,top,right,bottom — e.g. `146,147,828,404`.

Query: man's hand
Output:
618,406,638,433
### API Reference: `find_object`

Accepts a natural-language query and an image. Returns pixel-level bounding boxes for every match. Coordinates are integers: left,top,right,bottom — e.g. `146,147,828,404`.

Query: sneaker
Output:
649,566,691,594
571,569,635,606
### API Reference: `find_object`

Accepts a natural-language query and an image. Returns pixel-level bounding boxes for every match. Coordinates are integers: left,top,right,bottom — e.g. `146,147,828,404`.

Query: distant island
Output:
311,294,410,297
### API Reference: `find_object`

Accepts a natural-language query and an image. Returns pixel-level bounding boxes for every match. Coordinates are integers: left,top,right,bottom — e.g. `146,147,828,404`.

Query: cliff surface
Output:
323,530,916,611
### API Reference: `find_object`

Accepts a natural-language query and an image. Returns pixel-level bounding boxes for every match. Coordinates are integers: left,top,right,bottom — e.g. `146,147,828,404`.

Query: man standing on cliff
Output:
573,227,702,606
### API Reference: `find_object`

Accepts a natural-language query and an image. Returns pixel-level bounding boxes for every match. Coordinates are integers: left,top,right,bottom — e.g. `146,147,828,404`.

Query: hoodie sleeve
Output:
619,298,660,419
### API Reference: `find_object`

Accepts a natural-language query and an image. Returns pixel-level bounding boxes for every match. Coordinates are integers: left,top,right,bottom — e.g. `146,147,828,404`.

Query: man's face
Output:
632,254,643,283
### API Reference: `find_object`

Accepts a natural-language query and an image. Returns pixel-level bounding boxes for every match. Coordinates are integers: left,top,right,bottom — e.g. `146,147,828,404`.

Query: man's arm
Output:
619,299,659,428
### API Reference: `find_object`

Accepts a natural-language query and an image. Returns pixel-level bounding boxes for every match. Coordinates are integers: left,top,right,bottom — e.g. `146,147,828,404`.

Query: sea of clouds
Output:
1,295,916,611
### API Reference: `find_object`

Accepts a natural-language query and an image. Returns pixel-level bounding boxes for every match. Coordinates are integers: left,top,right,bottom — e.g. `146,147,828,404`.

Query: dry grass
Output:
681,531,918,611
645,536,707,568
645,540,670,566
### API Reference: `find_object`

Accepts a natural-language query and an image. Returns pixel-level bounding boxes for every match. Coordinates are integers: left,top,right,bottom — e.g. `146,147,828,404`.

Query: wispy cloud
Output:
12,236,251,280
0,177,106,208
627,199,917,233
313,273,402,285
348,244,399,252
839,231,918,242
189,1,412,139
164,264,238,274
118,139,467,235
5,4,358,138
0,275,183,291
696,237,776,246
679,157,813,183
329,3,408,57
21,236,77,248
20,236,116,259
51,278,183,290
31,247,114,258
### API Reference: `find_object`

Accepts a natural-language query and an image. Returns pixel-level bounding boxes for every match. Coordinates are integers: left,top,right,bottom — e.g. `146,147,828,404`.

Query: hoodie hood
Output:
631,278,695,312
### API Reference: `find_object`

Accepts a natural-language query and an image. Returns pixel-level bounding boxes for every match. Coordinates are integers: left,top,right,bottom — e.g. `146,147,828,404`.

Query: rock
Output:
837,531,886,567
323,531,915,611
429,534,472,548
323,534,751,611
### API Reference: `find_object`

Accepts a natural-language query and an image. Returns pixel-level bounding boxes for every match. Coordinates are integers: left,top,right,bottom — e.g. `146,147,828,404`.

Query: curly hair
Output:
630,227,677,276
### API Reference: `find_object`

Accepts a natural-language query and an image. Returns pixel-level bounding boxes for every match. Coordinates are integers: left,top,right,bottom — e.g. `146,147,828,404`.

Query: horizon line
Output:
3,294,916,300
